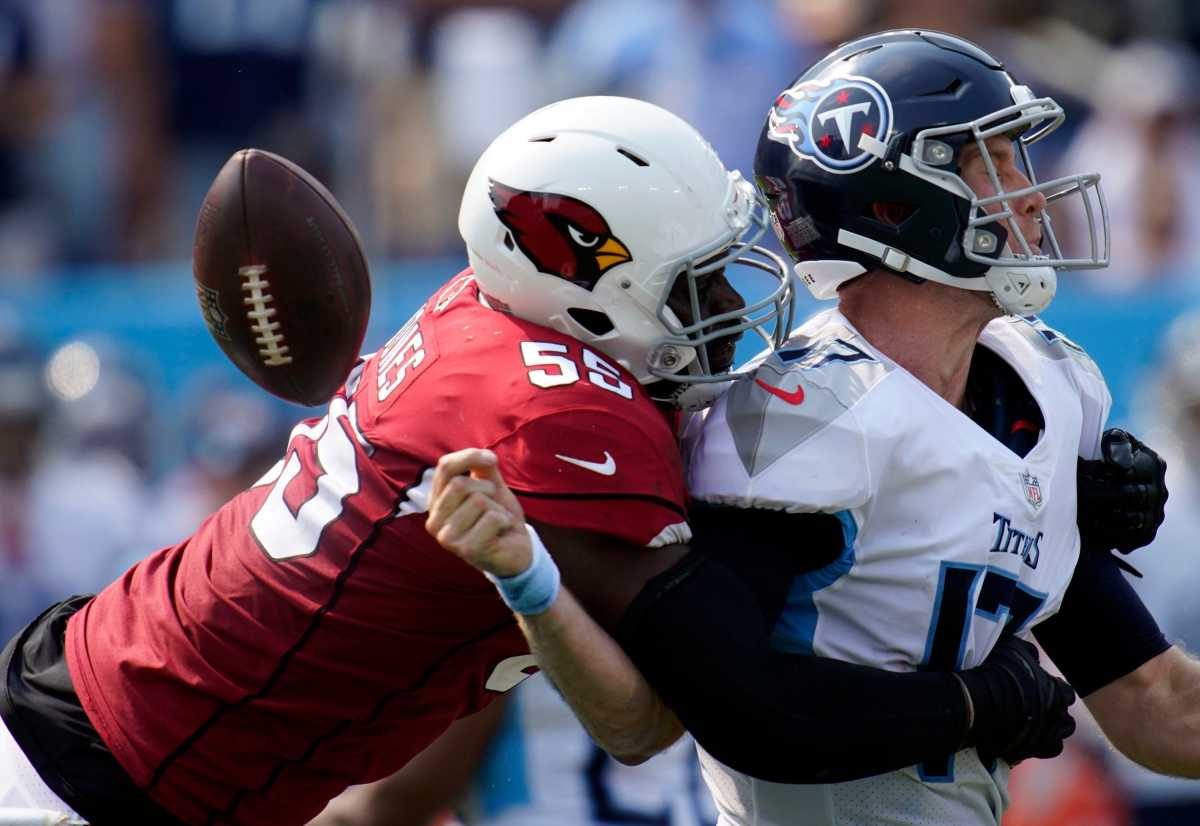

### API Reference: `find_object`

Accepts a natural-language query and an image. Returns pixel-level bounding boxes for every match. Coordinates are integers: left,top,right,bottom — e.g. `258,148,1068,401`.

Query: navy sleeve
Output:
1034,550,1170,697
618,504,972,783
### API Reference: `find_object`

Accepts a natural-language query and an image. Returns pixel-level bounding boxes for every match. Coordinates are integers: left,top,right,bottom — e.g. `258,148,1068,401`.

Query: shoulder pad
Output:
726,320,891,477
1001,316,1103,381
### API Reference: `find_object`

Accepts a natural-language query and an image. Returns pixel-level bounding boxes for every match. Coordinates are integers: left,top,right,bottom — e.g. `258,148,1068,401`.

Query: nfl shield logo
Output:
1020,470,1043,510
196,284,231,341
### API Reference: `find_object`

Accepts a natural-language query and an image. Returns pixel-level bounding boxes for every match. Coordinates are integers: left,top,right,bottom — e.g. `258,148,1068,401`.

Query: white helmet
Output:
459,96,793,391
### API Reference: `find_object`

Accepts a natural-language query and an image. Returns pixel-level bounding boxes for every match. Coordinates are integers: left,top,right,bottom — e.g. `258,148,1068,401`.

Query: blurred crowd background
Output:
1,1,1199,824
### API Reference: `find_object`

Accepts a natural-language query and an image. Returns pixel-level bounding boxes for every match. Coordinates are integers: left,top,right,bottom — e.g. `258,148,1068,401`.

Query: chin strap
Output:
801,229,1056,315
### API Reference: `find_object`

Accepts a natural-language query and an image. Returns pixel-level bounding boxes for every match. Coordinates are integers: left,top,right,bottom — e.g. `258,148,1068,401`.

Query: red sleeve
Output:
353,275,689,548
493,407,689,548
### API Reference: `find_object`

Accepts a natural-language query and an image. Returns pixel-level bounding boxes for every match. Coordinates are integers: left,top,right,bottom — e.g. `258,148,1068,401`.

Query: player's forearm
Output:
420,455,684,762
519,585,684,765
1087,646,1200,777
619,548,973,782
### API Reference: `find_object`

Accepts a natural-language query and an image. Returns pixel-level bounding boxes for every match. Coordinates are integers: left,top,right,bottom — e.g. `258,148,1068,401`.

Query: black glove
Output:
1077,428,1168,555
957,635,1076,765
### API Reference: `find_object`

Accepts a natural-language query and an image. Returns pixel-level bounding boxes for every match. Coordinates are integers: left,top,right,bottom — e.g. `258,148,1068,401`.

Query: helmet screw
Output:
926,141,952,165
663,352,679,367
620,278,632,289
883,160,896,171
974,232,998,253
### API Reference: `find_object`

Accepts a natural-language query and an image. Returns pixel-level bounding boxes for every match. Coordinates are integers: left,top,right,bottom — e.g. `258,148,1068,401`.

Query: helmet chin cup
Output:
794,260,868,301
672,378,737,411
984,264,1056,315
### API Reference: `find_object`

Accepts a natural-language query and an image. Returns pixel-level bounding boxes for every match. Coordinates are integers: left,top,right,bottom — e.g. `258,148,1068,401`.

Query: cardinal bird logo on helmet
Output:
489,179,632,289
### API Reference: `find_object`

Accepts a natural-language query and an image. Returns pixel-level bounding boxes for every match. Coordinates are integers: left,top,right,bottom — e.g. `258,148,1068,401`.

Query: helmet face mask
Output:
460,96,794,396
755,30,1110,316
904,90,1108,271
649,191,795,383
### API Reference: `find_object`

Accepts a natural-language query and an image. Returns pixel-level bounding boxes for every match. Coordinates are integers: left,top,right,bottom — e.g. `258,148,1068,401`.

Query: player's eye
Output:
568,224,600,247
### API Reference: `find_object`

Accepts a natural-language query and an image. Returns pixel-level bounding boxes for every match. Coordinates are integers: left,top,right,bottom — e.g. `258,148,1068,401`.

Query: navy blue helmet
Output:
755,30,1109,315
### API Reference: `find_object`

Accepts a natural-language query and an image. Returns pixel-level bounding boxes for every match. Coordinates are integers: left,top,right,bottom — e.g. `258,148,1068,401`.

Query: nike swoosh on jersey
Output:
755,378,805,405
554,451,617,476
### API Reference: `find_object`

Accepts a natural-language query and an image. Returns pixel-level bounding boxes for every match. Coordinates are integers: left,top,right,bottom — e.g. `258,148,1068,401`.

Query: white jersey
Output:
461,673,716,826
682,308,1111,826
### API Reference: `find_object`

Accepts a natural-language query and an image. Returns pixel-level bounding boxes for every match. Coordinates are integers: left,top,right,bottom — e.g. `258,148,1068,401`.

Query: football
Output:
193,148,371,406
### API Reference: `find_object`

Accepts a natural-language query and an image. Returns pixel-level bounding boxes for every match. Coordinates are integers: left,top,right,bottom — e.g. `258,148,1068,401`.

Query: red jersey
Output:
65,273,689,826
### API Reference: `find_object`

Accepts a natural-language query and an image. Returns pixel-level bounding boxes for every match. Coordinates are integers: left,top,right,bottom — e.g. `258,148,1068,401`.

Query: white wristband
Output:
485,524,561,615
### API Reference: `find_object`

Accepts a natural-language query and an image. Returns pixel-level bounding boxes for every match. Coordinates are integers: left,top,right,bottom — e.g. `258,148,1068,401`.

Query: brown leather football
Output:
193,149,371,406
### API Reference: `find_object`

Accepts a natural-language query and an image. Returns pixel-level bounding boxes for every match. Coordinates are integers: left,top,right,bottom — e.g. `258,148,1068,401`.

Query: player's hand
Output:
958,635,1076,765
426,448,532,578
1077,428,1168,555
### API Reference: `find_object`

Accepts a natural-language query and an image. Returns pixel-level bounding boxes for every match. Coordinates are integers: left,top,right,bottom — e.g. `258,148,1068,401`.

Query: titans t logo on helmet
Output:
489,180,632,289
767,76,893,174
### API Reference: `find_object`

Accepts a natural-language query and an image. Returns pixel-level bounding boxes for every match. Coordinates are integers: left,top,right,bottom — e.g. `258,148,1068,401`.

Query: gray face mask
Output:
821,87,1109,316
907,89,1109,275
647,184,795,392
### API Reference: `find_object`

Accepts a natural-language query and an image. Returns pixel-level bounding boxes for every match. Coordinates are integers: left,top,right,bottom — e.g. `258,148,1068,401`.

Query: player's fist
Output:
426,448,532,577
1077,428,1168,554
959,635,1076,765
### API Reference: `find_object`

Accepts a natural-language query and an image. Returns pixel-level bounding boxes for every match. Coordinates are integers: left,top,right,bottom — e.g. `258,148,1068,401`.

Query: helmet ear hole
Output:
567,307,615,336
867,201,917,227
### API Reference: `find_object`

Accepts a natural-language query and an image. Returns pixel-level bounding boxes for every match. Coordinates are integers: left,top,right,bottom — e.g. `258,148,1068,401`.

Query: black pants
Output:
0,596,187,826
